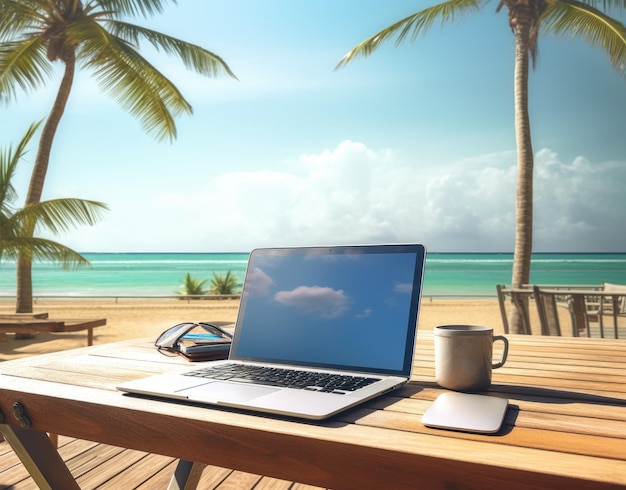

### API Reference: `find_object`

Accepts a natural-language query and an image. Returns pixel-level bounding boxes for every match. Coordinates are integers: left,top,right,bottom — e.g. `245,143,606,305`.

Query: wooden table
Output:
0,333,625,489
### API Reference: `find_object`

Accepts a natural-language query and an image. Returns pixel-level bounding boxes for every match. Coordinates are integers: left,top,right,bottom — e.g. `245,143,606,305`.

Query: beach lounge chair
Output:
0,314,106,346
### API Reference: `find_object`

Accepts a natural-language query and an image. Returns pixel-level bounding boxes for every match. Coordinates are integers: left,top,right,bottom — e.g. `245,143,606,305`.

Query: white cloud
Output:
49,140,626,253
532,150,626,251
395,283,414,294
274,285,349,319
356,308,372,318
246,268,274,296
422,151,518,251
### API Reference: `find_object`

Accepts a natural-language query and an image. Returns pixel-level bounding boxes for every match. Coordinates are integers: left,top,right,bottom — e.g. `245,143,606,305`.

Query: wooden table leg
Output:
48,432,59,447
0,424,80,490
167,460,207,490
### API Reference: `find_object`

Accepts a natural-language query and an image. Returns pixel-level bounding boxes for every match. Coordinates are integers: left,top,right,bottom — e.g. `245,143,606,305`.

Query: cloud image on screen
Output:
394,282,413,294
356,308,372,318
274,286,349,319
247,267,274,296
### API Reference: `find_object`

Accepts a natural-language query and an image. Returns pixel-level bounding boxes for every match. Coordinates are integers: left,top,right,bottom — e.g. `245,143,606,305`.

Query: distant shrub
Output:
210,271,240,295
177,273,208,299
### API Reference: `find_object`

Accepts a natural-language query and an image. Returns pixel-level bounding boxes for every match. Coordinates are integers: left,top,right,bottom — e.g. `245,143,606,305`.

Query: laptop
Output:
117,243,426,420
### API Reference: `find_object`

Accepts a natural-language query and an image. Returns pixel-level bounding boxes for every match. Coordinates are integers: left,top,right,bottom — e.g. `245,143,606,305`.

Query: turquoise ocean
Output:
0,252,625,298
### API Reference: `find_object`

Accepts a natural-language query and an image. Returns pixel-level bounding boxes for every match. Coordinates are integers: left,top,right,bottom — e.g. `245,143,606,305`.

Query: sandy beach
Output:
0,297,506,361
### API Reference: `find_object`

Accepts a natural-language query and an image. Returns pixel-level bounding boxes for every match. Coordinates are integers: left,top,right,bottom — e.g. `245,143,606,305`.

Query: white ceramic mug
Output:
434,325,509,392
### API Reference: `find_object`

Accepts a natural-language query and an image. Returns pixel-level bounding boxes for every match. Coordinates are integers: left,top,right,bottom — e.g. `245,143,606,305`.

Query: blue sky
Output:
2,0,625,253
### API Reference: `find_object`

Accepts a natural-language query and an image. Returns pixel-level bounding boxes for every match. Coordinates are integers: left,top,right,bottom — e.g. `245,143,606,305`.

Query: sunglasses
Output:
155,322,233,356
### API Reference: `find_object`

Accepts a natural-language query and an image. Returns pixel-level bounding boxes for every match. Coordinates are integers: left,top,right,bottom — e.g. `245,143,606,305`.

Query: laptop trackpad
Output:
421,392,508,434
178,381,279,403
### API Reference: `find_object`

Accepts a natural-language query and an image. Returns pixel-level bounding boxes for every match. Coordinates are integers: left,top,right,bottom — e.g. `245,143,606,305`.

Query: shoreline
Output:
0,298,505,361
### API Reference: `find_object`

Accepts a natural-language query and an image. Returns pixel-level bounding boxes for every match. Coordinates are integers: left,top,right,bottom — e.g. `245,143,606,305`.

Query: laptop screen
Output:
230,244,426,376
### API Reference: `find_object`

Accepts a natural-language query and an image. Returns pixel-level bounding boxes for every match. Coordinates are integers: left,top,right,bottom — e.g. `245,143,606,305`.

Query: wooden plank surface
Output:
0,435,324,490
0,334,625,489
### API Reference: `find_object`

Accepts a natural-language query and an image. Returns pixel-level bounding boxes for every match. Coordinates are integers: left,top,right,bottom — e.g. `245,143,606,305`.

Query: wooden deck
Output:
0,435,325,489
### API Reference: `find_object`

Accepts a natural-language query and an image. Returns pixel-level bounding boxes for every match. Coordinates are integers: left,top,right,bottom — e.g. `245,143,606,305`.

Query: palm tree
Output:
177,273,208,299
0,123,108,311
336,1,626,333
0,0,237,312
210,271,240,295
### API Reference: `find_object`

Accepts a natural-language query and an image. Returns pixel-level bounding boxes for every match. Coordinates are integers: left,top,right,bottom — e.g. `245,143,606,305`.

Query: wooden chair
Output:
603,283,626,313
568,293,593,337
572,285,625,339
533,286,562,336
599,283,626,337
496,284,532,334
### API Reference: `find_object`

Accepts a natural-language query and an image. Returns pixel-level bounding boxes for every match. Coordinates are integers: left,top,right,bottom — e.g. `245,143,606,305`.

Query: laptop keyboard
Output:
184,363,379,394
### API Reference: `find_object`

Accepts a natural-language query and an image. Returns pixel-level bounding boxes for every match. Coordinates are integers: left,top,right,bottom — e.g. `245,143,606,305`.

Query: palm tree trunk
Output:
16,53,75,313
509,13,535,334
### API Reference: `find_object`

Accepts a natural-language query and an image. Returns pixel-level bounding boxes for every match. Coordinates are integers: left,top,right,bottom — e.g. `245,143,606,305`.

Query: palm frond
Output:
542,0,626,75
210,271,240,295
0,236,91,269
0,121,42,216
178,272,208,296
575,0,626,15
105,20,238,79
0,38,52,104
19,198,109,235
0,0,43,39
0,167,18,218
95,0,171,18
0,124,106,270
336,0,483,69
72,20,194,141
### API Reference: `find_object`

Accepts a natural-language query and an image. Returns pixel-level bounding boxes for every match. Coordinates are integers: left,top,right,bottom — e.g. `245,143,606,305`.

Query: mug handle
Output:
492,335,509,369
